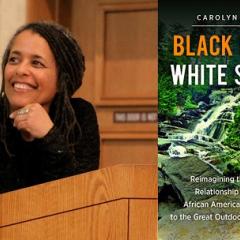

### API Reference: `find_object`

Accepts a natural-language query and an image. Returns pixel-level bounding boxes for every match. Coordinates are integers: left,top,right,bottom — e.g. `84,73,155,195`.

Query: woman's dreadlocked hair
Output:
0,21,85,155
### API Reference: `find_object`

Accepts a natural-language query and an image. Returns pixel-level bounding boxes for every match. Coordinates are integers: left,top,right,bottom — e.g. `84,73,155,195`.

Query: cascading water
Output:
193,93,240,140
166,91,240,161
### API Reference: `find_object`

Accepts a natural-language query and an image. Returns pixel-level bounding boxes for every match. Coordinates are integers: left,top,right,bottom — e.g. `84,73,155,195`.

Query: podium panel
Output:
0,200,128,240
0,164,157,240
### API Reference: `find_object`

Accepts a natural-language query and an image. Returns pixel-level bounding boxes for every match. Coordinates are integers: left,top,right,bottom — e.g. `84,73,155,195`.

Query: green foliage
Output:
158,74,178,117
224,158,240,176
158,73,207,118
184,95,198,110
220,106,240,175
224,106,240,150
216,151,240,176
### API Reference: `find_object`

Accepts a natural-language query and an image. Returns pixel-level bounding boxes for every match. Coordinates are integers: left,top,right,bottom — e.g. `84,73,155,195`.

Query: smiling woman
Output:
5,30,57,113
4,30,57,141
0,22,100,193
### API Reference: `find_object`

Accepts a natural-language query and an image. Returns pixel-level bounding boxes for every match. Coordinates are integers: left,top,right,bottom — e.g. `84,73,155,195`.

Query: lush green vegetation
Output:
158,20,240,175
224,106,240,150
215,151,240,177
158,74,204,118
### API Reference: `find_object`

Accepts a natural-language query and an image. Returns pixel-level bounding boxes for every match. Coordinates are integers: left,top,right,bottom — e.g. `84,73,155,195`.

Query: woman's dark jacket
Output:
0,98,100,193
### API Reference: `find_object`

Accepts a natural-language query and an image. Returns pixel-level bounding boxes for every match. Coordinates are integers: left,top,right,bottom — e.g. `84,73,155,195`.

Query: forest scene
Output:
159,20,240,175
158,19,240,239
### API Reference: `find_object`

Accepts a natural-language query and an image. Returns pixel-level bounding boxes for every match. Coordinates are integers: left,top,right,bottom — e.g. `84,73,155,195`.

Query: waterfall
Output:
193,92,240,141
165,91,240,160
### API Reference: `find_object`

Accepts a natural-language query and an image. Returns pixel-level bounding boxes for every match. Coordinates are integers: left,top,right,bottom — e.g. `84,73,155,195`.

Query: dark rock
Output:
187,109,201,118
232,87,240,95
159,155,235,202
158,143,171,151
158,129,167,137
198,101,210,111
170,119,186,128
158,113,166,122
180,110,200,120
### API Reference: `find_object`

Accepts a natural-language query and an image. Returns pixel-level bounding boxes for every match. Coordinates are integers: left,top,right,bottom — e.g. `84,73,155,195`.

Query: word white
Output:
171,64,240,86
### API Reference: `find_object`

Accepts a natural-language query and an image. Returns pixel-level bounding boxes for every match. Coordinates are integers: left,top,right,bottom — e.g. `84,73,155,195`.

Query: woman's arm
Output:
34,98,100,181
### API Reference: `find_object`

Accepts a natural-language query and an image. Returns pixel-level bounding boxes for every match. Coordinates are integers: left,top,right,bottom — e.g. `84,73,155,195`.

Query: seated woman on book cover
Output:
0,22,100,193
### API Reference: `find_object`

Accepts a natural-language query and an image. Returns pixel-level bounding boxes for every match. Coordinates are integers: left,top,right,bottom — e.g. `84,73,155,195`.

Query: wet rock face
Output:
168,145,188,158
170,119,188,128
159,155,235,203
158,128,167,138
158,143,171,153
198,101,210,111
169,108,205,128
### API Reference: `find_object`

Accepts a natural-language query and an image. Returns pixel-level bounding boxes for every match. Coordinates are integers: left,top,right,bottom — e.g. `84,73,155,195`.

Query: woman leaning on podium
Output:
0,21,100,193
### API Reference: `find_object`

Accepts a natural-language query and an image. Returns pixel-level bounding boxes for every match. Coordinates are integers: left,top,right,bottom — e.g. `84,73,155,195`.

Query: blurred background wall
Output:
0,0,158,168
0,0,27,83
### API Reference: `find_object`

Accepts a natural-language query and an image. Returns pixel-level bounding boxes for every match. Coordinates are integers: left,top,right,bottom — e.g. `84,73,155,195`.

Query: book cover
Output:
158,1,240,239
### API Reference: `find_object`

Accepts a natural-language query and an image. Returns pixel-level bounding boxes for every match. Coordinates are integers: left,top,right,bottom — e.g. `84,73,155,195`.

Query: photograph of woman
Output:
0,1,157,239
0,22,100,193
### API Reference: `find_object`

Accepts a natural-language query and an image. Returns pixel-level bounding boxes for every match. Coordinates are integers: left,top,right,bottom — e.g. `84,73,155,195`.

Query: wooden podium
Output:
0,164,157,240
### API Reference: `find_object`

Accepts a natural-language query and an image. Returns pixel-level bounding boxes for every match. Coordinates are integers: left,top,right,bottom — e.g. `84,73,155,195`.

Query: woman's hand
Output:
9,103,54,140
